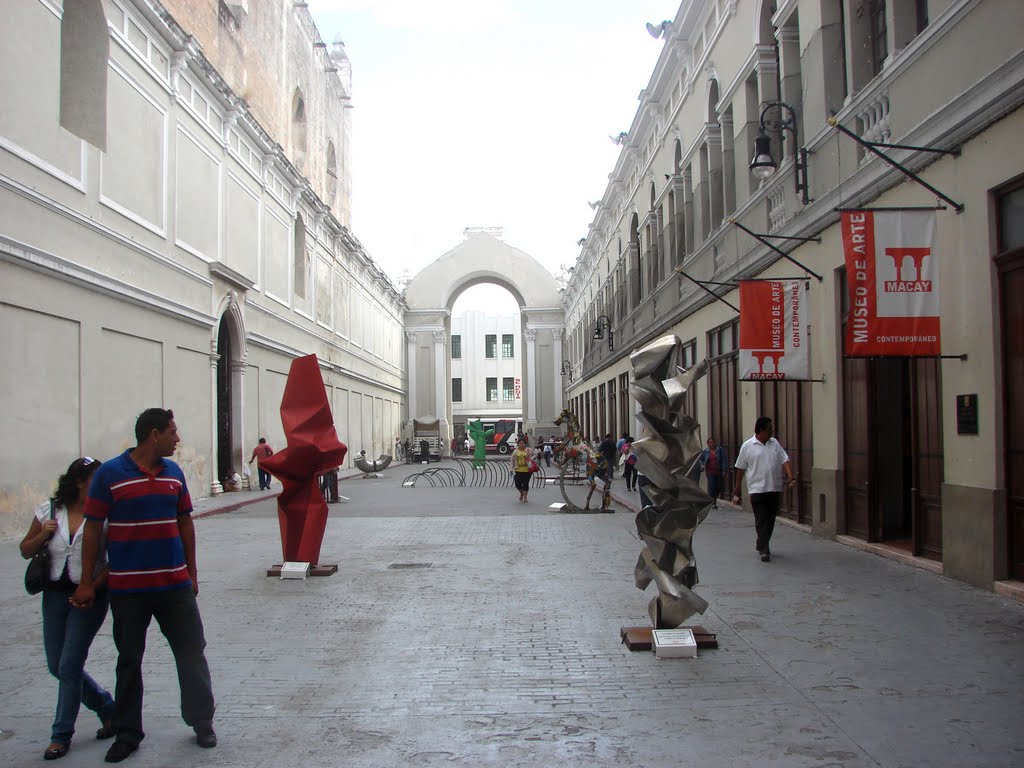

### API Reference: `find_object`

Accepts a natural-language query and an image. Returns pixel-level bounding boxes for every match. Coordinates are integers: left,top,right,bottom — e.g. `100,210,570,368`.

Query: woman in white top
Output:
20,457,115,760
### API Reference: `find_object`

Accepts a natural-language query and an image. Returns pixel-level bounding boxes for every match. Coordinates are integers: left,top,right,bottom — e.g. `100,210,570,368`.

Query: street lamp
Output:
749,101,809,205
593,315,614,352
560,360,574,382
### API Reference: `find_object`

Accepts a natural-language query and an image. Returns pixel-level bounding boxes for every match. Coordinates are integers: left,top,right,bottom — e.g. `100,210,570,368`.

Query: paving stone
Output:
1,477,1022,767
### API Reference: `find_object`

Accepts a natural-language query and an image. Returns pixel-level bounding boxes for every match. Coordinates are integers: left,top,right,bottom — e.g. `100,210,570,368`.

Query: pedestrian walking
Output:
20,456,115,761
732,417,796,562
542,441,553,467
510,438,532,503
247,437,274,490
74,408,217,762
698,437,728,508
620,436,637,491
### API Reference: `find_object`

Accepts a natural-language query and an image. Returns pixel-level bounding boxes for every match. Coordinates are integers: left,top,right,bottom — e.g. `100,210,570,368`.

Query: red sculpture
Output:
261,354,348,564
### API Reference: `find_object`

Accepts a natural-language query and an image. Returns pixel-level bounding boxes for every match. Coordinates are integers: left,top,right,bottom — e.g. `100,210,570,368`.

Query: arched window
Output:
326,140,338,205
292,88,307,170
60,0,109,148
294,214,307,300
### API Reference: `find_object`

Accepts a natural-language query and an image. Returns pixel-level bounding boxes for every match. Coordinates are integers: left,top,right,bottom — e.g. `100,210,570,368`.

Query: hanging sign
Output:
738,279,810,380
842,210,940,356
514,377,521,399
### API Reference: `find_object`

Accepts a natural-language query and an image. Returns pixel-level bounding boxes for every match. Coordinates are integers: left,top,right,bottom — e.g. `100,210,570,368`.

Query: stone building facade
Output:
450,308,524,438
561,0,1024,595
0,0,404,521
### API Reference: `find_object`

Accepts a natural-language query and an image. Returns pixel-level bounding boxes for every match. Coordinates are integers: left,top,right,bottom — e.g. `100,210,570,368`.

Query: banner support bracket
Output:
731,220,824,282
676,269,739,312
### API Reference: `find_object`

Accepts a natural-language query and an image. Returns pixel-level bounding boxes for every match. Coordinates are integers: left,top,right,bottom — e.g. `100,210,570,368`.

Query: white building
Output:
450,309,523,438
561,0,1024,595
0,0,405,528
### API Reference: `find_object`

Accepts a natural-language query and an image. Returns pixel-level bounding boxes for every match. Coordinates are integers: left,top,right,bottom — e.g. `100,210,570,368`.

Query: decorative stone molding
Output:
405,331,418,344
524,329,537,342
432,331,446,344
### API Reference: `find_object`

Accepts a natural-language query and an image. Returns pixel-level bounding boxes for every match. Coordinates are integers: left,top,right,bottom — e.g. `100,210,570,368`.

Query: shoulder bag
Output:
25,501,56,595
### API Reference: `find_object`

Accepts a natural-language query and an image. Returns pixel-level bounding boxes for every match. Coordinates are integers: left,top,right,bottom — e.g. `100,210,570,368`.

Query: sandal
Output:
43,743,69,760
96,721,116,740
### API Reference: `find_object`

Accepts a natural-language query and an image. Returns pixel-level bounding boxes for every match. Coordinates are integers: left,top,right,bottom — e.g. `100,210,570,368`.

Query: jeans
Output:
707,473,722,501
257,467,271,490
750,491,782,552
110,587,215,746
42,588,115,745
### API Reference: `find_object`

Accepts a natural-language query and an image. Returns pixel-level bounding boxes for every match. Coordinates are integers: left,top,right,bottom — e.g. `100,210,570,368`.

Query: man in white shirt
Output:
732,417,796,562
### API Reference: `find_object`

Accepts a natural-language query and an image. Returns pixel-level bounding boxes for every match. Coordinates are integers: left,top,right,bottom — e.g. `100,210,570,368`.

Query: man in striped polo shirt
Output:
73,408,216,763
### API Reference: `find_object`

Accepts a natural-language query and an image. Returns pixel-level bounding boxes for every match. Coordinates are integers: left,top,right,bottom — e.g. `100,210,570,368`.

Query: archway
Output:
213,297,246,493
403,231,564,447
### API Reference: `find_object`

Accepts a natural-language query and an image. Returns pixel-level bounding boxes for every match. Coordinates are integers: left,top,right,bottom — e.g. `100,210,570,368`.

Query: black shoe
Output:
195,727,217,749
105,740,137,763
761,552,771,562
43,743,70,760
96,721,116,740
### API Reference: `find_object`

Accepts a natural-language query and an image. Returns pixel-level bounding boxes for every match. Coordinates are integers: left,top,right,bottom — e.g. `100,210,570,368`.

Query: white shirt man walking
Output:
732,416,796,562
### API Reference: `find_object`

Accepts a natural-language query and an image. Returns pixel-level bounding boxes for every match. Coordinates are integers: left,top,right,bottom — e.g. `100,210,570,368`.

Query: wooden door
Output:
842,355,872,538
911,358,943,558
1001,256,1024,579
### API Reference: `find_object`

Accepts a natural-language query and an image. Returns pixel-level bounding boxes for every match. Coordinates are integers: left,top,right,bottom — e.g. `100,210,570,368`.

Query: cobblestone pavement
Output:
2,475,1023,767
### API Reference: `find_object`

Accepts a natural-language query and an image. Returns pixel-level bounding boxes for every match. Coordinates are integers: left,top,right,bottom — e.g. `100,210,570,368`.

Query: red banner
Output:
739,280,809,380
842,210,940,356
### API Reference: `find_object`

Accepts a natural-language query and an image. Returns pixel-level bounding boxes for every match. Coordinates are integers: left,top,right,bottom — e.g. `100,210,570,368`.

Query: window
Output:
486,377,498,402
451,335,461,359
452,378,463,402
326,141,338,206
915,0,929,34
869,0,888,77
502,377,515,401
293,215,307,300
60,0,109,149
292,88,307,170
502,334,514,358
485,334,497,358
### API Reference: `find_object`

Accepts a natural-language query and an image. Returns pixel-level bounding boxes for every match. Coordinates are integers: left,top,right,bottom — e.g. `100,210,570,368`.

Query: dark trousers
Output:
257,467,271,490
110,588,215,746
621,463,637,489
750,492,781,553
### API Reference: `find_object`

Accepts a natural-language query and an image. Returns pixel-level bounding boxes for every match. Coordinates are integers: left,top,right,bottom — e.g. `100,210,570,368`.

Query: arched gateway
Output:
403,231,565,445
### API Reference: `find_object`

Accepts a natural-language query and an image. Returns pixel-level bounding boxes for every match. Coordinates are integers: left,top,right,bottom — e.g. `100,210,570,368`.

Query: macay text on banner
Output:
739,280,810,380
842,210,940,356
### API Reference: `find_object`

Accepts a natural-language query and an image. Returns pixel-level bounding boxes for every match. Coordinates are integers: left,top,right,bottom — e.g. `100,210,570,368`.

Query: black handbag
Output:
24,501,55,595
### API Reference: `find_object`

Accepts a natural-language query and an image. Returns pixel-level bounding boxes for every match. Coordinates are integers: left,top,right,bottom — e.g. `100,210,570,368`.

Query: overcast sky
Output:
308,0,678,309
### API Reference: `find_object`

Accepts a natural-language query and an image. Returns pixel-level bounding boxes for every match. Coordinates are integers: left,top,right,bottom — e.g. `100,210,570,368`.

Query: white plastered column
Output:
525,328,537,424
432,331,447,418
552,329,563,414
208,339,223,496
405,331,417,423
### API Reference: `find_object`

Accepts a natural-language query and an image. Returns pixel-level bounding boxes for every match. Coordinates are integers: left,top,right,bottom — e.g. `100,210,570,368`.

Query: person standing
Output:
73,408,217,762
542,441,553,467
732,417,796,562
394,437,403,460
698,437,728,509
247,437,274,490
598,433,618,481
509,438,532,503
20,456,115,761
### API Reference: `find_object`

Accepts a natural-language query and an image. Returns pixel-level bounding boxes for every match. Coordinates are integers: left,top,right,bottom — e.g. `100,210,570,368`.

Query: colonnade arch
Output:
402,232,565,446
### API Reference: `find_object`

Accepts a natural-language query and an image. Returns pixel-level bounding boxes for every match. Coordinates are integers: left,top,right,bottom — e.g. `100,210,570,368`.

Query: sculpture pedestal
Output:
266,563,338,578
619,625,718,651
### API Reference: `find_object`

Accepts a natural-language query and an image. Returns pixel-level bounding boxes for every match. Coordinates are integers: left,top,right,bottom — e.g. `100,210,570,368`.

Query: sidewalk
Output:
2,474,1022,768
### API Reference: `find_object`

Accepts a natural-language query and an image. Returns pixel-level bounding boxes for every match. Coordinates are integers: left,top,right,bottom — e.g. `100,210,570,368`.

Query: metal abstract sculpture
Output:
261,354,348,564
553,408,612,512
630,335,712,628
467,419,493,469
355,453,392,477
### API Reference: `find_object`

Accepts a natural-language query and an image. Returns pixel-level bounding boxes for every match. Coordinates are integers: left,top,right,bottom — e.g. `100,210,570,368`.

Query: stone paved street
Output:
2,476,1023,767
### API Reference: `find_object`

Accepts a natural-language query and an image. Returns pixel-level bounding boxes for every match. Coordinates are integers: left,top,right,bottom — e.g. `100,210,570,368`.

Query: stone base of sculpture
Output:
265,563,338,578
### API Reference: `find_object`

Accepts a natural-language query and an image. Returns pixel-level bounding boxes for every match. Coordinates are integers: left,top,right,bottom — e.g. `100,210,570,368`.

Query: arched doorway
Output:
402,230,564,446
213,297,246,492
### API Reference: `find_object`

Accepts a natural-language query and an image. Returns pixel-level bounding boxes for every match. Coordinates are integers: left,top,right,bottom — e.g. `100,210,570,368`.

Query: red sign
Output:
842,210,940,356
739,280,809,380
514,377,521,399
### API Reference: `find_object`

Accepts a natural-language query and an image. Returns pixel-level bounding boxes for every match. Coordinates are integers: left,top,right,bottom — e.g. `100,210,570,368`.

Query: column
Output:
682,167,694,255
208,339,223,496
405,331,417,422
720,109,736,215
707,122,724,230
776,25,803,162
432,331,446,419
552,329,564,415
695,142,710,242
755,44,781,169
525,329,537,424
231,359,247,482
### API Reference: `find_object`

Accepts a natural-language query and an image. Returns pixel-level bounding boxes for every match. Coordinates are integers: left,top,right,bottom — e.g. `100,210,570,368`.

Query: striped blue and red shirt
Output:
84,450,194,594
